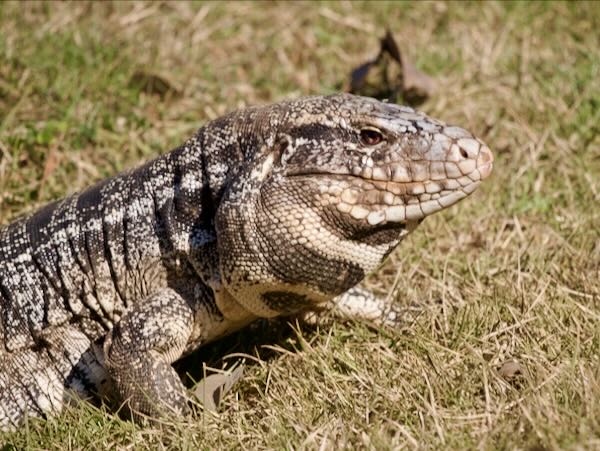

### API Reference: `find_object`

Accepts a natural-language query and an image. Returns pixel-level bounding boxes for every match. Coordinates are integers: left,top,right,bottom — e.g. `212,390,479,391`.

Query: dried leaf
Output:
192,364,244,412
498,360,523,381
129,70,182,98
401,57,436,105
350,61,377,93
380,30,402,63
348,30,436,106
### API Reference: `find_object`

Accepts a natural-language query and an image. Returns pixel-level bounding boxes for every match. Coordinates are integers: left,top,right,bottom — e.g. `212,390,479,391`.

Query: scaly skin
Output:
0,94,493,428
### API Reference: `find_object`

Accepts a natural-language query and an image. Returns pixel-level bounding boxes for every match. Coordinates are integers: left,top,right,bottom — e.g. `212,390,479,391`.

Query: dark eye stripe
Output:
288,123,336,142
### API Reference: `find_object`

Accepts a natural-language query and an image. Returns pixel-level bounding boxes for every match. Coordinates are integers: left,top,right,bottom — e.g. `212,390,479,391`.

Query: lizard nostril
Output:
459,147,469,159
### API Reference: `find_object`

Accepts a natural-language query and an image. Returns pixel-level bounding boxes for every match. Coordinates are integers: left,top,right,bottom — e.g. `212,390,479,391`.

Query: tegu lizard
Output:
0,94,493,428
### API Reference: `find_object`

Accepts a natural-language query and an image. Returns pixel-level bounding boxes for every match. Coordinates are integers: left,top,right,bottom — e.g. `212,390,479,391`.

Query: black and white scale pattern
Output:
0,94,493,428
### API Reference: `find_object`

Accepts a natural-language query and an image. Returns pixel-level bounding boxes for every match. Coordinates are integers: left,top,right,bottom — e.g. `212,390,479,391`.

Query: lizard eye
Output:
360,127,384,146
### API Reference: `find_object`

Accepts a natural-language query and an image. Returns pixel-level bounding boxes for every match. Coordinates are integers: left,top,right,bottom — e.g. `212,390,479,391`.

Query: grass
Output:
0,1,599,449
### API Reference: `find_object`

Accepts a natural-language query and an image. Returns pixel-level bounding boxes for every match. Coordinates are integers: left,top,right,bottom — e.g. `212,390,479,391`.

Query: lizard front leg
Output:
103,287,193,421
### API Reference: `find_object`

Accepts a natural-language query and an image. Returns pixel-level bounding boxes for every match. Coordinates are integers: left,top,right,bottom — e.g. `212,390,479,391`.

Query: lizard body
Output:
0,94,493,428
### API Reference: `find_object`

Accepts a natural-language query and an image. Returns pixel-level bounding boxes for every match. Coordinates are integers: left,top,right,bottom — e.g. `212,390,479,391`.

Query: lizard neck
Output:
160,120,263,289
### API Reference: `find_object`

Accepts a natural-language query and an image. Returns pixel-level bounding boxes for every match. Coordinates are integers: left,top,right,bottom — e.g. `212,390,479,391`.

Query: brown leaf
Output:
129,70,182,98
348,30,436,106
380,30,402,63
350,60,377,93
498,360,523,380
192,364,244,412
402,57,436,105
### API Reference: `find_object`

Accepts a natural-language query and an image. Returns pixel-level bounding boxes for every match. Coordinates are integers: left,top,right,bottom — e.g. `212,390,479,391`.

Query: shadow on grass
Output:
175,316,317,388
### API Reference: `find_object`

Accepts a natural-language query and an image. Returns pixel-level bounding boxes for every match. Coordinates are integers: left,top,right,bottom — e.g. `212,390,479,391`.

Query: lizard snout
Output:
476,144,494,180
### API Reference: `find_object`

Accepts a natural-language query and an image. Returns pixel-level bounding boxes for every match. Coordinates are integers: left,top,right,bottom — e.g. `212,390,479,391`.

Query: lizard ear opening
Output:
275,134,292,166
252,136,289,183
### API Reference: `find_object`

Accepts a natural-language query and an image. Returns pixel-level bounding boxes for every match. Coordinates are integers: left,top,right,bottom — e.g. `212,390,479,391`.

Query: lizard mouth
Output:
290,142,493,225
292,171,485,225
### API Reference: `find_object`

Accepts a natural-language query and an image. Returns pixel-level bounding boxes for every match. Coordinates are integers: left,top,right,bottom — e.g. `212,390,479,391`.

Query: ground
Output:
0,1,599,450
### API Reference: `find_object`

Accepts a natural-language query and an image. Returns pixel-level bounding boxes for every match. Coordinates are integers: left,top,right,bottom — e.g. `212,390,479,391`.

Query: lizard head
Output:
214,94,493,317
